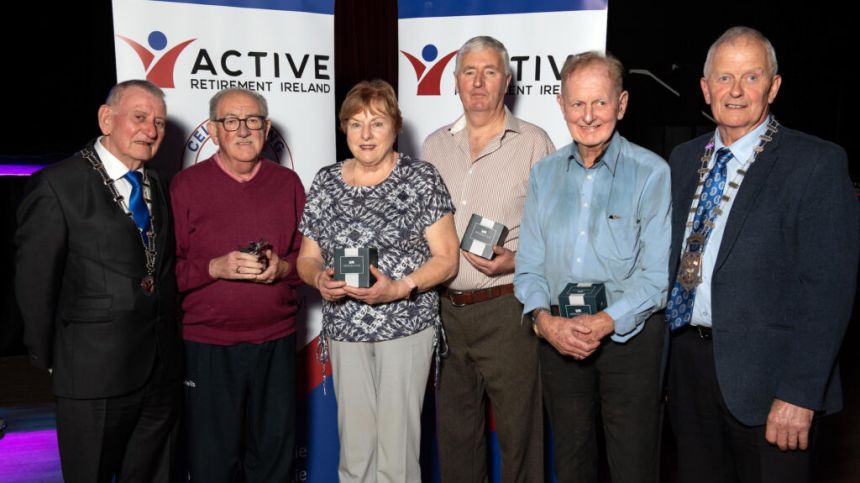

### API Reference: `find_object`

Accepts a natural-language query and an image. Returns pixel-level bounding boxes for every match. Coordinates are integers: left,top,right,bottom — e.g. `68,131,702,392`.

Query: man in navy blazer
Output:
15,80,181,482
666,26,858,482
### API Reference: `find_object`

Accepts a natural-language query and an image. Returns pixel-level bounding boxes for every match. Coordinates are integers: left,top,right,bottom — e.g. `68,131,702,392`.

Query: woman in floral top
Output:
297,79,458,482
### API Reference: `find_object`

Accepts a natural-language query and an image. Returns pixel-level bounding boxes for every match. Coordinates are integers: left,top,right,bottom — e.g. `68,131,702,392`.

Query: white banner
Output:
398,1,608,153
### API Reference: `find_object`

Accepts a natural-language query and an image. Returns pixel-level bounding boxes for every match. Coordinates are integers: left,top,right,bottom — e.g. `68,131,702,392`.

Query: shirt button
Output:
583,202,589,208
576,257,582,263
586,174,592,180
580,231,586,236
461,200,467,205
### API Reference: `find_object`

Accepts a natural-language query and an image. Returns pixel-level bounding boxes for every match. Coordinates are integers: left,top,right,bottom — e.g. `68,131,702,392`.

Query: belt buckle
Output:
696,326,712,340
448,291,468,308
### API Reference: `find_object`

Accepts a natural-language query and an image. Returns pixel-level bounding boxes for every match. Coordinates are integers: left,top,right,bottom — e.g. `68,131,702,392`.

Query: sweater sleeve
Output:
171,174,217,293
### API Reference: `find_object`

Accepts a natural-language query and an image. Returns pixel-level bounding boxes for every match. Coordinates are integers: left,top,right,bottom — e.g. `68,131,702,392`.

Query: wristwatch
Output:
529,307,549,338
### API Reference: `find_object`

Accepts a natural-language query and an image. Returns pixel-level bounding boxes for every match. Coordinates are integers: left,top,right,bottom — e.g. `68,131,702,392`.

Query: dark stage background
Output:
1,1,858,480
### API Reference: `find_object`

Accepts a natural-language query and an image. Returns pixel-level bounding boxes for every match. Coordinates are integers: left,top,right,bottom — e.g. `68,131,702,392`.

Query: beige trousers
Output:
330,326,435,483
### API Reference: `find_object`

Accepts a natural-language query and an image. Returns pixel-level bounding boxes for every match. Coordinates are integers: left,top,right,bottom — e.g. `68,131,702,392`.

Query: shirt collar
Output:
95,136,142,179
714,115,773,162
567,130,621,175
214,152,263,182
448,106,521,135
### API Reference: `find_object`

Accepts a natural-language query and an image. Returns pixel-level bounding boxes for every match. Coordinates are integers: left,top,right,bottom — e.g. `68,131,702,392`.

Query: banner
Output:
398,1,608,153
112,1,337,481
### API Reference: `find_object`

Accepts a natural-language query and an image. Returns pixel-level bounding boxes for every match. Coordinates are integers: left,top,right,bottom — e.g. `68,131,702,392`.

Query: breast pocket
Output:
597,216,640,262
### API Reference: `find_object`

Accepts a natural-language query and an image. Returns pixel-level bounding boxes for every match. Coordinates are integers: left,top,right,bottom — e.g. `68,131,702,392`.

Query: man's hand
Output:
462,245,515,276
253,249,291,284
316,268,348,302
765,399,814,451
573,312,615,343
343,266,409,305
209,251,265,280
537,311,600,359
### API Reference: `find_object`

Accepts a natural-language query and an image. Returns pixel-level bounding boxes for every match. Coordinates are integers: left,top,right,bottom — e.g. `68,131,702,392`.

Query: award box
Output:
334,247,378,288
460,214,509,260
558,282,607,318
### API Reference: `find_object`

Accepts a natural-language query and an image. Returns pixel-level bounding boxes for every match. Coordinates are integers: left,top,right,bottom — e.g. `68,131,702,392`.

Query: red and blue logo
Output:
400,44,457,95
117,31,196,89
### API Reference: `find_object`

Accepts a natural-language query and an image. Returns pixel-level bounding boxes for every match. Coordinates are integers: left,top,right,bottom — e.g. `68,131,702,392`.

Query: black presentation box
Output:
558,282,607,318
334,247,378,288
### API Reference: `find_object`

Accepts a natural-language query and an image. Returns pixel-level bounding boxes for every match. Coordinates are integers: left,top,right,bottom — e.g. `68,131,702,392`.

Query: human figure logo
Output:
400,44,457,95
117,31,196,88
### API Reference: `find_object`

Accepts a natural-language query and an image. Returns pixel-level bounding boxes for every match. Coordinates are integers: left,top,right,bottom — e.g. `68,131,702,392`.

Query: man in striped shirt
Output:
422,35,555,483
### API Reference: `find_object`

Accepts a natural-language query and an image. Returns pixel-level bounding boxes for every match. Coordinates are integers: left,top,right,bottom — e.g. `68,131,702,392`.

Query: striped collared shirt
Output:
421,107,555,291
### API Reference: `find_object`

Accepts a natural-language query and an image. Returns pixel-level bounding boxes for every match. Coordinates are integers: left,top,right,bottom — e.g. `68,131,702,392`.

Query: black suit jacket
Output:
15,143,181,399
668,126,858,426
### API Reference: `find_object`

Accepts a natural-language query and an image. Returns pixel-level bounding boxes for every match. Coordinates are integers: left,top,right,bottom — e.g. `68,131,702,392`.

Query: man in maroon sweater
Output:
170,88,305,482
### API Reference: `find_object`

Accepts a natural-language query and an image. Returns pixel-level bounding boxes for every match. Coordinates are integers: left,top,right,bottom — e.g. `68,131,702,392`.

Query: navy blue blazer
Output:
668,125,858,425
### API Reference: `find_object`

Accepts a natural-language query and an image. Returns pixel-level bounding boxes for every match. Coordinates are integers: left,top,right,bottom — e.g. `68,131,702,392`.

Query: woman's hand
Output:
316,268,348,302
343,266,409,305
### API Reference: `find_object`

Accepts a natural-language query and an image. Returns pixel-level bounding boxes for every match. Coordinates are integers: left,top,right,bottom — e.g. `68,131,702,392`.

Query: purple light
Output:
0,428,62,481
0,164,44,176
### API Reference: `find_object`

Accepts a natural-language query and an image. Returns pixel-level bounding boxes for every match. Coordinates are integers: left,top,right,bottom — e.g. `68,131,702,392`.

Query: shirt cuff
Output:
605,303,635,336
521,291,552,316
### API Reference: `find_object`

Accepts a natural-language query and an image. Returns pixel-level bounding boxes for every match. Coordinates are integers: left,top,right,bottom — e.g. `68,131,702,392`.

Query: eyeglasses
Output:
213,116,266,132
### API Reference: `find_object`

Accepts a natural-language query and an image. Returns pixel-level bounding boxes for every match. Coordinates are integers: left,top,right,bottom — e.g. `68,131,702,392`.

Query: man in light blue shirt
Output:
514,52,671,483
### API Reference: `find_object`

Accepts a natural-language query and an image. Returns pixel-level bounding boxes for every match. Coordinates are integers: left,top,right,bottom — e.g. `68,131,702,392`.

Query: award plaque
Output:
558,283,608,318
460,214,509,260
334,247,379,288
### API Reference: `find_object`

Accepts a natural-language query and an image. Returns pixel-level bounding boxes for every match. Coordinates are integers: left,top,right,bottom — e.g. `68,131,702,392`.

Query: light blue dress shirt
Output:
688,117,773,327
514,132,672,342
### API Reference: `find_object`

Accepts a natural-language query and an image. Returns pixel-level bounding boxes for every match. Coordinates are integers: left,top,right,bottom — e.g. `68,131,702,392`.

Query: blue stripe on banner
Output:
398,0,606,19
153,0,334,15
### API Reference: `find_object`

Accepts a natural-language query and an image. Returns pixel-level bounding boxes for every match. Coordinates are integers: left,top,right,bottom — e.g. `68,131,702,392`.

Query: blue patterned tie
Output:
667,148,733,331
124,170,151,243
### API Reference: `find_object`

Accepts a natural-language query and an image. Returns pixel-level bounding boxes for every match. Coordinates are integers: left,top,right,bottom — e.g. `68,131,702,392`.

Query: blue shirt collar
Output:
567,131,620,175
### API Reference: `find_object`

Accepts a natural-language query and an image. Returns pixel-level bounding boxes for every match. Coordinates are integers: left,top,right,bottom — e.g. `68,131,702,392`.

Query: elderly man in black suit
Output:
665,26,858,483
15,79,181,482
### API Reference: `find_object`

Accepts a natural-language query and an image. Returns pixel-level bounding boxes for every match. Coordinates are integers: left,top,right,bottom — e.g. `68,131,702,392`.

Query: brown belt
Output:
441,283,514,307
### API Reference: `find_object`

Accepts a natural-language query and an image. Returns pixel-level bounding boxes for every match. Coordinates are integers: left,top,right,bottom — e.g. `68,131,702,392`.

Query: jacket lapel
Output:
713,129,783,272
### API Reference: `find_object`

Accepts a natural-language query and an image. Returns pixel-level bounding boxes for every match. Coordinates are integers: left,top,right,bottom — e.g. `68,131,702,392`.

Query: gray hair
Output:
704,26,778,77
454,36,512,76
559,51,625,97
209,88,269,120
105,79,165,108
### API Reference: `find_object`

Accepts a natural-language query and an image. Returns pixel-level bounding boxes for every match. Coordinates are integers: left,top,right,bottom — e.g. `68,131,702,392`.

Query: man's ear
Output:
98,104,113,135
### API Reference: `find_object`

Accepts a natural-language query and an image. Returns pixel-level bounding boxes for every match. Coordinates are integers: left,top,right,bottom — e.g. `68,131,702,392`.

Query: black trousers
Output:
667,327,814,483
56,356,181,483
540,313,666,483
184,333,296,483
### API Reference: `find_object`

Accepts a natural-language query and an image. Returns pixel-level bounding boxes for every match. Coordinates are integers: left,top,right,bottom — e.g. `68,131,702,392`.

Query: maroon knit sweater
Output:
170,157,306,345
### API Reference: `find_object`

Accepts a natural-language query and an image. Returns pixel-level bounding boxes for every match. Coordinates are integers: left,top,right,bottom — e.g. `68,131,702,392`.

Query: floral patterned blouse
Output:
299,155,454,342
